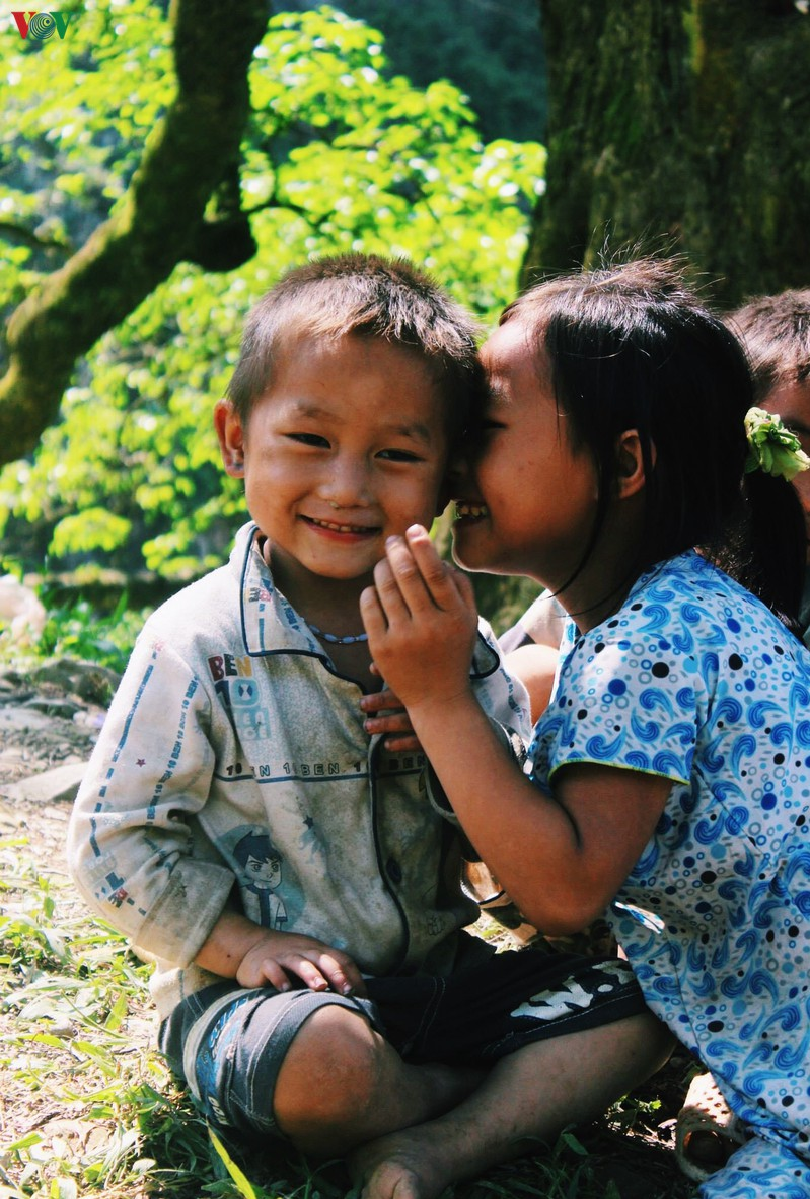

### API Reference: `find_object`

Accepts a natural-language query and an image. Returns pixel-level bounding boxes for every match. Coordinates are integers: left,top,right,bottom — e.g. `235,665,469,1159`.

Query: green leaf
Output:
208,1126,258,1199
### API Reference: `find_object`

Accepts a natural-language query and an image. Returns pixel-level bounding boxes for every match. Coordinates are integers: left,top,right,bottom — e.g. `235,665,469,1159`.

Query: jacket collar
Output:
230,521,501,678
231,523,326,657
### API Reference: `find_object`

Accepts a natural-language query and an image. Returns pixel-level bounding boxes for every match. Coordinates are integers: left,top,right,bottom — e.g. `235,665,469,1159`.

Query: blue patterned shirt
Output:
528,551,810,1149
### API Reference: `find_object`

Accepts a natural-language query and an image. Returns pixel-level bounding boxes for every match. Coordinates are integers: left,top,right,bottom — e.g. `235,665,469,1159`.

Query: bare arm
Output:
360,527,670,933
196,910,367,996
505,643,560,723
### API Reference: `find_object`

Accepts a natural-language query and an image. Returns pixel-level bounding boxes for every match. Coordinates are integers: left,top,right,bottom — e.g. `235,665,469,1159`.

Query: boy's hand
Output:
360,679,423,752
360,525,478,717
236,930,366,996
196,912,366,997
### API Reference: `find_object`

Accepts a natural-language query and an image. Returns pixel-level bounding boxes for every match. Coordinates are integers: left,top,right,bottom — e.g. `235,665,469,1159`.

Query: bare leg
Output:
273,1003,485,1155
350,1012,673,1199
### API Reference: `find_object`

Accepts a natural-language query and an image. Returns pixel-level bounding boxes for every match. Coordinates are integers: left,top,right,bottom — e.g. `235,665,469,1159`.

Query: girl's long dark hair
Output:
503,258,806,635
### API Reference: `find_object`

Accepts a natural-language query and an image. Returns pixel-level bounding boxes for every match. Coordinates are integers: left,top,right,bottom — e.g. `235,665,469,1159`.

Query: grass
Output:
0,829,690,1199
0,831,295,1199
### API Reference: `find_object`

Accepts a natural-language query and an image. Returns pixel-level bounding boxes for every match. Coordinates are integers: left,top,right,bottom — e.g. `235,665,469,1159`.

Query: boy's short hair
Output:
729,290,810,402
227,253,483,440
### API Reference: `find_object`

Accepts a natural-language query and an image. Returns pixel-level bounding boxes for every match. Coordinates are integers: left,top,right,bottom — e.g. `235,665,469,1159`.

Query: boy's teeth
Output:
454,502,488,518
310,517,370,533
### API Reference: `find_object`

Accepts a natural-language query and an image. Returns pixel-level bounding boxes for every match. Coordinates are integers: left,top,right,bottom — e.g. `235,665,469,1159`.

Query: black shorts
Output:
158,942,647,1140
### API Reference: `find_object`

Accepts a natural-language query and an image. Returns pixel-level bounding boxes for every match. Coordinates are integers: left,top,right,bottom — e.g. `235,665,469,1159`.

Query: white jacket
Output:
68,524,530,1017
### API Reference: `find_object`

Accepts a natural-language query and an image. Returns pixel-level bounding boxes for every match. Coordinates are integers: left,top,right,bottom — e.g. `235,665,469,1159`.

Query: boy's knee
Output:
273,1003,385,1143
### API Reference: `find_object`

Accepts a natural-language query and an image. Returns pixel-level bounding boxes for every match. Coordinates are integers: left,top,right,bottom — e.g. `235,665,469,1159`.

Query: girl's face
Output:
452,319,598,590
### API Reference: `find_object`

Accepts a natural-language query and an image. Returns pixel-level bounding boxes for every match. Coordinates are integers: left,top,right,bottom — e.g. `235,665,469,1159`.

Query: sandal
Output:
675,1072,747,1183
463,861,538,944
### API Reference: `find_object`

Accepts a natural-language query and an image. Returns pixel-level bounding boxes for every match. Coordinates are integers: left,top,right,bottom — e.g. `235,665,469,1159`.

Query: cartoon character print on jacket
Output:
231,827,289,930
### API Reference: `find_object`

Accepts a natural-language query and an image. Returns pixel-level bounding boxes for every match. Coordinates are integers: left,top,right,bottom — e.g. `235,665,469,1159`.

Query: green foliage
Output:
0,0,173,290
50,508,133,557
38,598,144,671
0,590,145,674
0,3,544,583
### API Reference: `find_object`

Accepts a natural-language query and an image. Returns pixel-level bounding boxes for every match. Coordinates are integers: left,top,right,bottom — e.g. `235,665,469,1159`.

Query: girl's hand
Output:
360,685,423,752
360,525,478,716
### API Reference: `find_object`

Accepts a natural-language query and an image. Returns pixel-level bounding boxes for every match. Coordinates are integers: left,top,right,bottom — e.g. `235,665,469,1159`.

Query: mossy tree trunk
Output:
524,0,810,307
0,0,269,467
478,0,810,633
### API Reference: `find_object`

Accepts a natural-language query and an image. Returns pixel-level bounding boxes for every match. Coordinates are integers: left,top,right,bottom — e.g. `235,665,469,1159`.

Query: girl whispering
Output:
361,258,810,1199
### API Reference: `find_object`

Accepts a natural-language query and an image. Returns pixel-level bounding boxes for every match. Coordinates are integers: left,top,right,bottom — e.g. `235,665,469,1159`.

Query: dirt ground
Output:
0,661,157,1175
0,662,698,1198
0,661,112,865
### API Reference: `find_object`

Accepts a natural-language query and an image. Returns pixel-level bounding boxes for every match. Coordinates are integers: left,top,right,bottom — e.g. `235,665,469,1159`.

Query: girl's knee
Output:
273,1003,386,1144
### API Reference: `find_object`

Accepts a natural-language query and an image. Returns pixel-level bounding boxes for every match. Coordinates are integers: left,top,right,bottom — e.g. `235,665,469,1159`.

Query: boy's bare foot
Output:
348,1014,673,1199
350,1129,451,1199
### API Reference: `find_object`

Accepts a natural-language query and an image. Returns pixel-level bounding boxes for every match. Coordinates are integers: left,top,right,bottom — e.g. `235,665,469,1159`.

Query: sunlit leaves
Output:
1,0,173,268
50,508,133,556
1,3,545,580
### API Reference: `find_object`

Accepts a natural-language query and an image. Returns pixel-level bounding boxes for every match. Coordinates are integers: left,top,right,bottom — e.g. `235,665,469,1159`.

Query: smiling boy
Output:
68,255,668,1199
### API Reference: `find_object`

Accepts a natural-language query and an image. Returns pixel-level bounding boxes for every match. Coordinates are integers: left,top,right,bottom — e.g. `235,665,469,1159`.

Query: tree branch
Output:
0,0,269,465
0,221,72,256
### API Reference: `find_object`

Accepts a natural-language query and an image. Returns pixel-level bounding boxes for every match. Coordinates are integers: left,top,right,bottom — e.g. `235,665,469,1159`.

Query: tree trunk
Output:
524,0,810,307
0,0,269,466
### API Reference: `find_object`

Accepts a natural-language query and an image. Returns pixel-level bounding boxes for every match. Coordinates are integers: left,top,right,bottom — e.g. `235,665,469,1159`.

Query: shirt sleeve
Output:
67,629,235,966
470,616,533,741
531,627,698,787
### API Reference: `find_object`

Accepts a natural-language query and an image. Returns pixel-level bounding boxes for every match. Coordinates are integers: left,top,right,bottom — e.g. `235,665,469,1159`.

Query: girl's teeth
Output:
454,502,488,518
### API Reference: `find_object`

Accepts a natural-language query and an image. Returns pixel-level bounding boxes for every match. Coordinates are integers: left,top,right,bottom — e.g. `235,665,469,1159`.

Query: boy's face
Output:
216,333,449,591
764,380,810,564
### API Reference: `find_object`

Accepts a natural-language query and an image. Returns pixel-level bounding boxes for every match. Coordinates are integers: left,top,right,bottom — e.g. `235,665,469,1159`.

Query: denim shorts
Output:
158,943,647,1140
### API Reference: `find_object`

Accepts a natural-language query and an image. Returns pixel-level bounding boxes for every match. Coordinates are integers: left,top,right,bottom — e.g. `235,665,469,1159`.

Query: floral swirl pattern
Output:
528,551,810,1196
